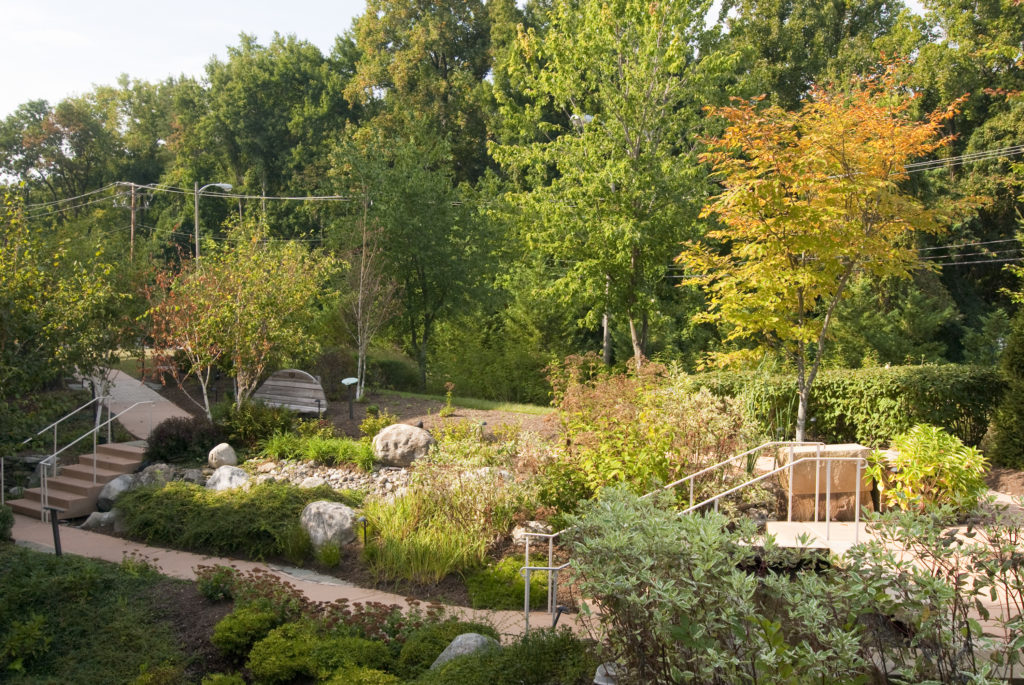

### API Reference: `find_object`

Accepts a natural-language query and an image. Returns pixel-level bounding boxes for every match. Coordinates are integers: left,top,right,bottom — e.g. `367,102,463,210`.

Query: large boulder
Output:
138,463,175,487
429,633,499,670
80,510,126,535
206,465,250,492
300,501,357,549
372,424,435,467
208,443,238,468
97,474,139,512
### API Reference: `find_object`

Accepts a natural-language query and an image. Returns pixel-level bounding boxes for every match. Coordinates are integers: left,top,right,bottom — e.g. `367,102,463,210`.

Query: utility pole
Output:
129,183,136,264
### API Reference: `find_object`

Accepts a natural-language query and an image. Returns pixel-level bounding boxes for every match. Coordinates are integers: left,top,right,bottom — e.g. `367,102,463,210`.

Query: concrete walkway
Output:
98,368,191,440
10,512,562,637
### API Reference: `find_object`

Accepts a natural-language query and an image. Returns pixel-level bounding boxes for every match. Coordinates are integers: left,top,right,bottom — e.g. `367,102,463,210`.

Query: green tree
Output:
146,215,338,414
492,0,733,370
678,69,961,441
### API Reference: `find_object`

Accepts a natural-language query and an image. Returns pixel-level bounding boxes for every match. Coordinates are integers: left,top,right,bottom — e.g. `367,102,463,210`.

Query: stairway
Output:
7,443,145,520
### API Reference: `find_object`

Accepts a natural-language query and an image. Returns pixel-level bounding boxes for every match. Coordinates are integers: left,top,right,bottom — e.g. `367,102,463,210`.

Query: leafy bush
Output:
466,557,547,610
368,351,420,391
866,424,988,513
360,408,399,439
246,620,320,684
991,310,1024,467
257,431,303,461
419,628,598,685
396,620,499,679
195,564,239,602
117,481,361,560
211,602,283,661
200,674,246,685
0,504,13,541
212,400,296,449
144,415,224,464
323,666,400,684
692,363,1004,447
0,613,51,673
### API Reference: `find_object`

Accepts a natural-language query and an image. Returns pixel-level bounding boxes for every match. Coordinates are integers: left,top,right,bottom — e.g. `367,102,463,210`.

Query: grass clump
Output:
258,418,376,470
466,557,547,610
117,480,362,561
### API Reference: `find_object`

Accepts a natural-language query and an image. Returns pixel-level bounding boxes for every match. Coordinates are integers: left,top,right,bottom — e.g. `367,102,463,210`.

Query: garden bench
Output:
252,369,328,415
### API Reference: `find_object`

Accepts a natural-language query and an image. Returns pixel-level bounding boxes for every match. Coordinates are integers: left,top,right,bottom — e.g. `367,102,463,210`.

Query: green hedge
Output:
690,364,1003,448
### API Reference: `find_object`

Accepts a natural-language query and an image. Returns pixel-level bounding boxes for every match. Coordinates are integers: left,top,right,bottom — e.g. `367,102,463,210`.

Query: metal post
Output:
787,462,793,522
814,447,821,523
46,507,63,556
53,425,57,457
547,537,554,614
550,570,560,627
524,568,531,634
689,479,694,510
825,459,832,541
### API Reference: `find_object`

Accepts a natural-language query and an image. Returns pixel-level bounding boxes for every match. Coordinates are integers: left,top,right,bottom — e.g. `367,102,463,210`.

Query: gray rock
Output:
593,662,620,685
300,501,357,549
181,468,205,485
97,474,138,511
138,463,175,487
372,424,435,467
430,633,499,670
298,476,327,489
208,443,238,468
206,465,250,492
79,510,124,533
512,520,554,546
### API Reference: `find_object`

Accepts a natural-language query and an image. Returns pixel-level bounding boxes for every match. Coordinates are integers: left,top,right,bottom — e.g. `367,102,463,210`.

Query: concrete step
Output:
61,463,131,482
95,443,146,460
78,452,143,474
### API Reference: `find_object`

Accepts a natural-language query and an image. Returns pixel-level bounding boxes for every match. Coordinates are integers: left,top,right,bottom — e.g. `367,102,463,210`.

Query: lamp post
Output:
194,182,233,259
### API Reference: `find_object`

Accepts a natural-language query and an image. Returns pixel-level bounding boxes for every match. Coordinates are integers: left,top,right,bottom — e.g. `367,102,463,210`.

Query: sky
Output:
0,0,367,119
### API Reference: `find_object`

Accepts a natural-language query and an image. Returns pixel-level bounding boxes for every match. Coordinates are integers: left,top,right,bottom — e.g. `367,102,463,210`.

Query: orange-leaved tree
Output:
678,67,965,441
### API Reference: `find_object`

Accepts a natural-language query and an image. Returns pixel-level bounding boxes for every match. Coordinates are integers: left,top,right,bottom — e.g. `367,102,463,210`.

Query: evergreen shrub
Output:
212,400,296,449
396,620,499,679
0,504,13,541
143,416,224,464
211,602,283,661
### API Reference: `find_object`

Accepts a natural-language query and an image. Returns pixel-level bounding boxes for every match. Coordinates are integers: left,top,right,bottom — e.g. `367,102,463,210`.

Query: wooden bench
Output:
252,369,328,415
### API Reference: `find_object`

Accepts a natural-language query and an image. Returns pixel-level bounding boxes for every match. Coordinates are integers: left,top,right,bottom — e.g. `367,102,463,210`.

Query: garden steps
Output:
763,520,871,556
7,443,145,520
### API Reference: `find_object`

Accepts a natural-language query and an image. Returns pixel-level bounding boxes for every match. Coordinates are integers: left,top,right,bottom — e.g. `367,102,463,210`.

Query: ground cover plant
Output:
259,418,375,470
117,481,362,562
0,544,190,683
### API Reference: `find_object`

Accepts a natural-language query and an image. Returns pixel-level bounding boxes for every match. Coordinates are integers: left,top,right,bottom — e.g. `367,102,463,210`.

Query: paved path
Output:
10,512,567,638
98,368,191,439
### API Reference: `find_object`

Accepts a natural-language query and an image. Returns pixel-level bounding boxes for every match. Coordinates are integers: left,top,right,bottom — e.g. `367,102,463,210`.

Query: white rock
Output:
206,465,250,491
430,633,499,670
208,443,238,468
299,476,326,489
372,424,435,467
512,521,554,546
97,474,138,512
300,501,357,549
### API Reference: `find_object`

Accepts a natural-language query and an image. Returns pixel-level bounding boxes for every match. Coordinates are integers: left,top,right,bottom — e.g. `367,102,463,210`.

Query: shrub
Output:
212,400,296,449
200,674,246,685
466,557,547,610
692,363,1003,447
144,415,224,464
211,602,283,661
866,423,989,513
991,310,1024,467
368,352,420,391
396,620,499,679
195,564,240,602
360,409,399,439
317,542,342,567
419,628,598,685
0,504,13,541
117,481,361,560
323,666,400,684
310,635,393,675
257,431,303,461
0,612,51,672
246,620,320,684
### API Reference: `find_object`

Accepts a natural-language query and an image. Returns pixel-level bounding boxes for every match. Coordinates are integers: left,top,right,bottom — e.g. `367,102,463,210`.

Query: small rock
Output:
430,633,499,670
512,521,554,546
299,476,326,489
97,474,138,511
206,465,249,491
208,443,238,468
300,501,357,549
256,461,277,474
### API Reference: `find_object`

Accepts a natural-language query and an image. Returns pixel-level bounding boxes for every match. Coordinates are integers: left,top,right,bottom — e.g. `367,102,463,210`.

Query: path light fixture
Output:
194,182,233,259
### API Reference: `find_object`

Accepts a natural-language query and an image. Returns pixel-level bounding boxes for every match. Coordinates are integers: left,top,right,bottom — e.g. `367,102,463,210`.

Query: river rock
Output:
97,474,138,511
208,443,238,468
206,465,249,492
430,633,499,670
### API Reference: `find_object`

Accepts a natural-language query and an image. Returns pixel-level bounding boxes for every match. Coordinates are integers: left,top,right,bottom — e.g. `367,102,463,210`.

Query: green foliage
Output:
201,674,246,685
324,666,400,684
419,628,598,685
396,620,499,680
692,363,1003,447
143,415,225,464
117,481,361,561
368,352,421,392
212,400,296,450
317,542,342,568
246,620,320,684
0,545,187,682
258,429,375,470
991,309,1024,467
0,505,13,541
465,557,547,611
866,424,989,513
195,564,239,602
359,408,399,439
211,603,283,662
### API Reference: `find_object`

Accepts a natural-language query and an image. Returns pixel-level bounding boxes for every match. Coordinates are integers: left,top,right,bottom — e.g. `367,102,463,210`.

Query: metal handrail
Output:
37,400,154,520
521,561,571,633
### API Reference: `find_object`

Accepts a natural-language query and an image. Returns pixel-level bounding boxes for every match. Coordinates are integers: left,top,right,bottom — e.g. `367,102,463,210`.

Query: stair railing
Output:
37,400,154,521
520,441,863,632
2,396,109,508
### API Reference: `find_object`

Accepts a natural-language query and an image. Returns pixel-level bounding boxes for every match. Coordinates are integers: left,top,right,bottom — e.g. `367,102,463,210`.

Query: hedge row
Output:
688,364,1004,448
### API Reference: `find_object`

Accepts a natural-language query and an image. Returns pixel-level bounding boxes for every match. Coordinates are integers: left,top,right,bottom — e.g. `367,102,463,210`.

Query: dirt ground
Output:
987,467,1024,497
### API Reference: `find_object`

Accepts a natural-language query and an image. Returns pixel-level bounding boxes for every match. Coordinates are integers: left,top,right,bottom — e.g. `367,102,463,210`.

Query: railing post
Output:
547,536,555,615
550,569,560,627
524,568,531,635
689,480,694,510
787,462,793,522
814,446,821,523
53,425,58,457
825,459,832,541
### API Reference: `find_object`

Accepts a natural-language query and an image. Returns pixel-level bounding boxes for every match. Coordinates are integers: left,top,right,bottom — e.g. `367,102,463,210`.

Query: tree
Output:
146,215,338,414
491,0,734,370
678,68,962,441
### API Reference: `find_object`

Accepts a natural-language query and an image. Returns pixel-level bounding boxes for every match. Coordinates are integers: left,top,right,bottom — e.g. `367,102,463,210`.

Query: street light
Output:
194,182,233,259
